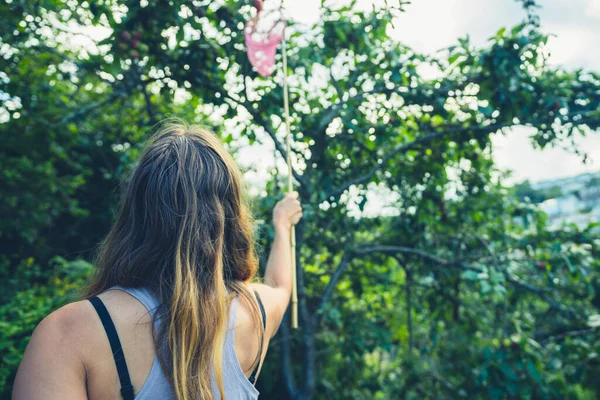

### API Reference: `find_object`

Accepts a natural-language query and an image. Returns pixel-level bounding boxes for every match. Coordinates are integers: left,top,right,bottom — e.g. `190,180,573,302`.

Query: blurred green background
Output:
1,0,600,399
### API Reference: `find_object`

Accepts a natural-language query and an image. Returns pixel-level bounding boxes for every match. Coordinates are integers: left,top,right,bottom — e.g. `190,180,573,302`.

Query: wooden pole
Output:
281,38,298,329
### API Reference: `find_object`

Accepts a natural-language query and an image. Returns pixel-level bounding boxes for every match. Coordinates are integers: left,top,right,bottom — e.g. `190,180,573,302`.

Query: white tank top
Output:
109,286,260,399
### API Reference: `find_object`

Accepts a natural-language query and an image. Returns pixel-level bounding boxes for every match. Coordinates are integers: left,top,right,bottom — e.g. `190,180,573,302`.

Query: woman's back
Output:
86,286,262,399
13,278,293,400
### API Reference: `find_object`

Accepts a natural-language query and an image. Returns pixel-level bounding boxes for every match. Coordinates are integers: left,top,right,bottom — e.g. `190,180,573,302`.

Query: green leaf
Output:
462,270,481,280
478,105,494,117
500,363,519,381
483,347,492,361
526,360,542,383
562,254,576,274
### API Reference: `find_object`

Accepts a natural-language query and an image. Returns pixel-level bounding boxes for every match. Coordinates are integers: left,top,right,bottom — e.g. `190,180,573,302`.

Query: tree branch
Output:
314,254,352,325
279,310,298,397
134,62,157,125
314,79,473,138
293,220,316,397
536,326,600,344
405,266,414,352
50,90,125,128
245,105,307,187
213,88,308,188
326,115,600,199
351,244,575,317
326,122,507,198
354,245,479,272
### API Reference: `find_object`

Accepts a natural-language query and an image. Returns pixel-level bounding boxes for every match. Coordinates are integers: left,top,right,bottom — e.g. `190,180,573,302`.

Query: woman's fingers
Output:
291,210,303,225
273,192,302,229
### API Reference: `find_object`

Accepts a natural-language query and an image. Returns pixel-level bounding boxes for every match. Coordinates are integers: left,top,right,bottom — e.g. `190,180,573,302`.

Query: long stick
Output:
281,37,298,329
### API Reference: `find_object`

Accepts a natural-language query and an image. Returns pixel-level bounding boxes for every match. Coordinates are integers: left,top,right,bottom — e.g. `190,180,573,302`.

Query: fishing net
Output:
244,6,285,77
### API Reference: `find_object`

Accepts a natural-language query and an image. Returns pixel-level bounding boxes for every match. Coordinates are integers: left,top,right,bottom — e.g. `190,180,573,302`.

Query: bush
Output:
0,257,92,397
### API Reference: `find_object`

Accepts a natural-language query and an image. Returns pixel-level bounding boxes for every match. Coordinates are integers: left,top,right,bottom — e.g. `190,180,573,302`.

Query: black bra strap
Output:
248,290,267,385
89,296,135,400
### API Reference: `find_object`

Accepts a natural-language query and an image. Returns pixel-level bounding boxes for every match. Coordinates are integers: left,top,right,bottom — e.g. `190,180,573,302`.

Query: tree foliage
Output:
1,0,600,399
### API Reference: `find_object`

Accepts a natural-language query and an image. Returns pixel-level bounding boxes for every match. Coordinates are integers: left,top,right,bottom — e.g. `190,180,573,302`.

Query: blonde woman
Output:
13,121,302,400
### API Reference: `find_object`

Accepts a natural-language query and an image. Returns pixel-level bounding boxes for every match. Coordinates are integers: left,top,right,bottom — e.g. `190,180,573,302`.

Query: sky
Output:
278,0,600,184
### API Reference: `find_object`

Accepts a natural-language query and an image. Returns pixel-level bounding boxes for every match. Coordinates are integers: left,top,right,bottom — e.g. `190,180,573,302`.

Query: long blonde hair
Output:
85,120,264,399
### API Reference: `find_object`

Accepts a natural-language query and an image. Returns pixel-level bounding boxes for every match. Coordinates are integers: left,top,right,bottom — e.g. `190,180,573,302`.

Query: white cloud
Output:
586,0,600,18
286,0,321,25
492,128,600,184
544,25,600,70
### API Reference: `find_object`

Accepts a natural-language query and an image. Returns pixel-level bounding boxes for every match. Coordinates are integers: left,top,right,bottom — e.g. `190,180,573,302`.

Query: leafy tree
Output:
1,0,599,399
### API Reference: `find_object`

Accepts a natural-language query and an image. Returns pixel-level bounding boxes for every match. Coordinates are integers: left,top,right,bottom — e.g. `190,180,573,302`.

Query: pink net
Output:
244,11,285,77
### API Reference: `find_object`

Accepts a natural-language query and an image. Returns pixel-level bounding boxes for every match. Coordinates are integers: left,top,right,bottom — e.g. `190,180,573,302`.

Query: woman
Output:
13,120,302,400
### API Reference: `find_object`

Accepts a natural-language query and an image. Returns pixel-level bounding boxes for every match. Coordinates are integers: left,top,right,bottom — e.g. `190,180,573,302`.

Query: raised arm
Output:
250,191,302,338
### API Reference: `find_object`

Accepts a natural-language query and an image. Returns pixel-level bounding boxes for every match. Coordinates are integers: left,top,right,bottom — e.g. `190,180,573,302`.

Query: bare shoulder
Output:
45,299,95,329
12,301,93,399
34,300,97,354
31,300,105,365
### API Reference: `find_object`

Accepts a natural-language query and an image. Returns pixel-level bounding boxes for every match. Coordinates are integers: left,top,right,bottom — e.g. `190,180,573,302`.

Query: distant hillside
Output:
514,171,600,229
